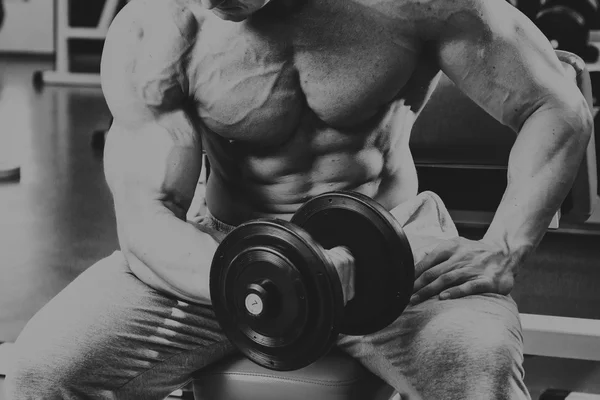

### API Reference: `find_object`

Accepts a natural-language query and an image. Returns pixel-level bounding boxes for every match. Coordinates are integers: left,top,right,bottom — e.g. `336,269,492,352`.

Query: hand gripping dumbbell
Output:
209,191,415,371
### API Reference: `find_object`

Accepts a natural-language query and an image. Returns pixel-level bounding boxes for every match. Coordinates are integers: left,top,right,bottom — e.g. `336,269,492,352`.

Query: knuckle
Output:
471,279,490,292
416,284,431,296
424,281,440,294
415,289,429,300
440,266,462,284
439,273,453,284
422,270,436,282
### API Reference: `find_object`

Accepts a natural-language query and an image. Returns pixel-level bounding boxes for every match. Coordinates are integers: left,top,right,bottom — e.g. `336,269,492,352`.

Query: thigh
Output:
337,293,527,400
8,252,235,399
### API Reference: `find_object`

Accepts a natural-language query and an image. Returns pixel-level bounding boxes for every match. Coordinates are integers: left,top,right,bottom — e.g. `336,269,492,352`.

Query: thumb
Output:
414,240,455,277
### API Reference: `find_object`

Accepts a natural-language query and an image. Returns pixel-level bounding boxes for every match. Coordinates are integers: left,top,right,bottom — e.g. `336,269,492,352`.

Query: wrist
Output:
481,232,534,273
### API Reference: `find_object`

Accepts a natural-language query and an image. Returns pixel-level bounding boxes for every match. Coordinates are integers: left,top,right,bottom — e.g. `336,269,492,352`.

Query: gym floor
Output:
0,55,599,400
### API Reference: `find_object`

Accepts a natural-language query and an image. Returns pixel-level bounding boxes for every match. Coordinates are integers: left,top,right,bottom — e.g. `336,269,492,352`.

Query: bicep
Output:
104,114,203,221
101,1,202,219
433,0,582,131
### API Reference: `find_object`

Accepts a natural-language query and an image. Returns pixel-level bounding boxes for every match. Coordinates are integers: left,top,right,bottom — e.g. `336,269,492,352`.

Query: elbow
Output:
116,211,158,268
550,98,593,161
579,103,593,142
533,94,593,150
567,97,593,149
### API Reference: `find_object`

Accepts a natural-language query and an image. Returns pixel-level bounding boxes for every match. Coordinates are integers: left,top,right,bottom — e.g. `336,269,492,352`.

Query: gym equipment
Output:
290,191,414,334
539,389,600,399
192,350,396,400
0,1,20,184
507,0,542,21
0,161,20,182
210,191,414,371
194,49,599,400
534,0,600,62
595,110,599,193
90,129,108,153
33,0,127,88
0,0,4,30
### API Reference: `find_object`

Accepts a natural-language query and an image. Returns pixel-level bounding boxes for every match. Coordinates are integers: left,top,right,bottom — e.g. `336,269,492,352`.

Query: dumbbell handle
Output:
241,245,356,318
323,246,356,305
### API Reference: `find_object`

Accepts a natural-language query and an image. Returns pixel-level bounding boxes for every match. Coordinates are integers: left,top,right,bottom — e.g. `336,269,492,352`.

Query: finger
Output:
194,223,227,243
327,246,354,304
410,268,472,305
413,258,459,293
439,279,494,300
415,241,456,277
348,256,356,303
341,248,354,304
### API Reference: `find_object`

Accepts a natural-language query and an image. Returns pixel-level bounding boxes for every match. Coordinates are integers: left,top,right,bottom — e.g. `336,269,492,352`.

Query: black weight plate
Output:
536,7,587,51
210,219,344,371
542,0,599,17
291,191,415,335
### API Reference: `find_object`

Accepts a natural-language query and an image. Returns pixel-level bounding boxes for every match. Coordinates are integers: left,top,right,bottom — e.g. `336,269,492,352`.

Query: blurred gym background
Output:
0,1,598,399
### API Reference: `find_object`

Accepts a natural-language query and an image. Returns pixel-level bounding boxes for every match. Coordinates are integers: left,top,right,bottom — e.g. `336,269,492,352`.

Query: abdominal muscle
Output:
204,104,419,226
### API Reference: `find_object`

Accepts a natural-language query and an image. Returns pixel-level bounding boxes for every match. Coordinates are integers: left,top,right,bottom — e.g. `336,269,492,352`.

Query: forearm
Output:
483,103,592,262
120,204,220,305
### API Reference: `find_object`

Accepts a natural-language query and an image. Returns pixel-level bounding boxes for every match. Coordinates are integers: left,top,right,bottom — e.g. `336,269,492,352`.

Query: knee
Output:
5,344,84,399
424,306,521,365
5,355,57,399
416,306,525,398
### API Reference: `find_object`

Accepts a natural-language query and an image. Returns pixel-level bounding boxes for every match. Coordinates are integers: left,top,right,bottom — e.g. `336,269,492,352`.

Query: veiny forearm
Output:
118,202,220,305
483,103,592,262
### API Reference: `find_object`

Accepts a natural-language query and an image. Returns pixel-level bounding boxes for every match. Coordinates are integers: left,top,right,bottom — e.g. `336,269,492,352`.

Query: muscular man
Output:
6,0,592,398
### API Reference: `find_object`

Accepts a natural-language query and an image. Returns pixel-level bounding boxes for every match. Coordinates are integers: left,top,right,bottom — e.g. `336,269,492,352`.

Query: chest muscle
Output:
190,11,420,142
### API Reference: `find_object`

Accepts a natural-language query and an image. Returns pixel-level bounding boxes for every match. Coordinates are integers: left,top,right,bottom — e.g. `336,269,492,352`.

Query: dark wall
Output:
69,0,128,27
68,0,129,73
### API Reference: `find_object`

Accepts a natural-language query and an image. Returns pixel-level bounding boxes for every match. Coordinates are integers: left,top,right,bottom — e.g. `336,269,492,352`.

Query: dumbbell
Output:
534,0,600,62
210,191,415,371
506,0,542,22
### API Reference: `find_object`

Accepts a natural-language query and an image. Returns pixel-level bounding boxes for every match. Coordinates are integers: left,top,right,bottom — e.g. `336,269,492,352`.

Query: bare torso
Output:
113,0,441,225
101,0,584,303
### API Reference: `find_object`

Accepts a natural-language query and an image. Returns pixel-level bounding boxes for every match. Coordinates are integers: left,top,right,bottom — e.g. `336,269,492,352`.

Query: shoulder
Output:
108,0,202,45
398,0,509,19
101,0,205,117
379,0,521,38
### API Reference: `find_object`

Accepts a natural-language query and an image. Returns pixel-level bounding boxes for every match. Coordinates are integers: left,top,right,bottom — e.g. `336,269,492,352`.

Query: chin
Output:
213,9,249,21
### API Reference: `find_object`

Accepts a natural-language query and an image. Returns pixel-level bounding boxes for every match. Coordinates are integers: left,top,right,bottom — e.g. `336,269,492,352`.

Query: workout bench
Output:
191,50,599,400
